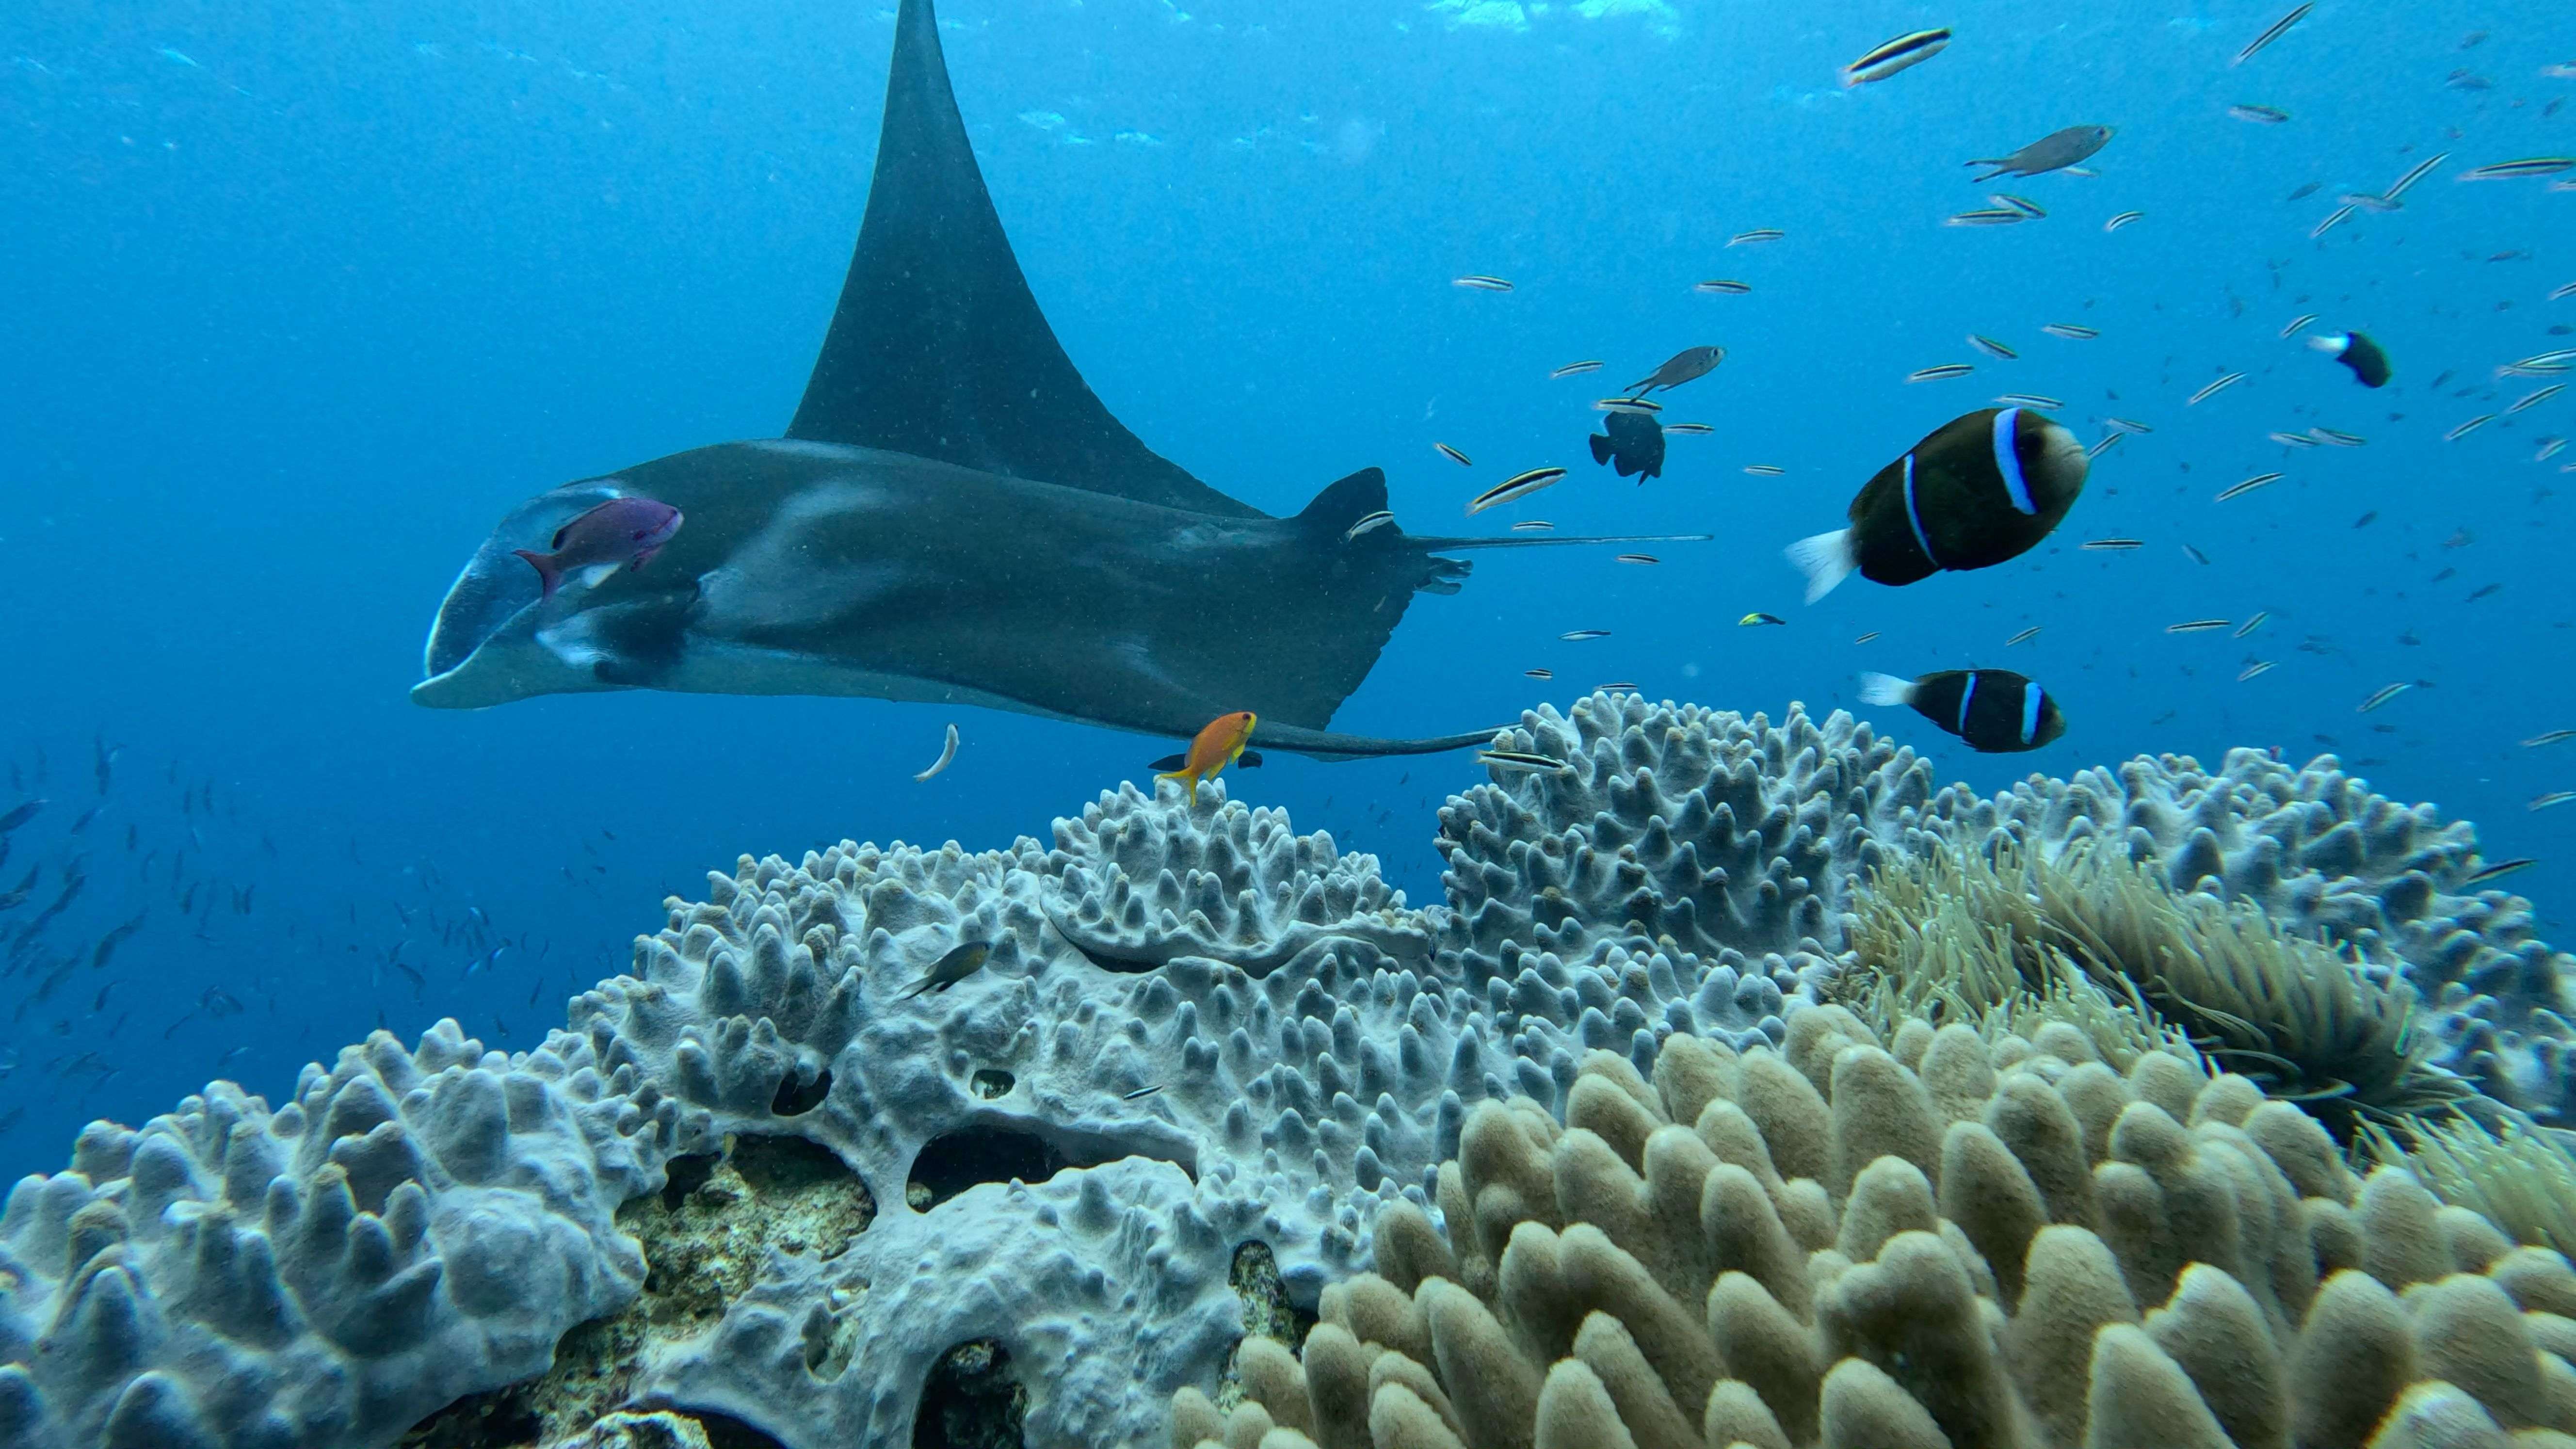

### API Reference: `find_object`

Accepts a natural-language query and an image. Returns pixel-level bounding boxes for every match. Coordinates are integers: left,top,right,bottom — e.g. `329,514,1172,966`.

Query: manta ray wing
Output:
790,0,1257,519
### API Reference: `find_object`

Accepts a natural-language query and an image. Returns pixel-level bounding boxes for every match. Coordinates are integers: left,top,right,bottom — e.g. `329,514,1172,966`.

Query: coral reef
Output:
1186,1009,2576,1449
0,1020,697,1449
1451,696,2574,1121
571,779,1791,1449
9,693,2573,1449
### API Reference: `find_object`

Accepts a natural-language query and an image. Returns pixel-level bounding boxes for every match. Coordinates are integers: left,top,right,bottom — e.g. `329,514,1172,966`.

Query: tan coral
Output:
1177,1015,2576,1449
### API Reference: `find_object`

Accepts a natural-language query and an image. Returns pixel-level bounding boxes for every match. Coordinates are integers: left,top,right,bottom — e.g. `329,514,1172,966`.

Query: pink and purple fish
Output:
513,497,682,600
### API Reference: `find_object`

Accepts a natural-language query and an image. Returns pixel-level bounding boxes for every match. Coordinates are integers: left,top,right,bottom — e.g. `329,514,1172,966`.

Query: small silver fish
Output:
1524,668,1554,679
1845,28,1950,85
1853,631,1881,644
1694,279,1752,295
1665,422,1715,435
1594,396,1664,414
1479,749,1570,773
1344,510,1397,541
1946,209,2028,226
2103,210,2145,233
2445,414,2495,441
1992,193,2047,218
2459,158,2575,180
2522,729,2576,747
1549,360,1604,379
1512,520,1556,532
1559,629,1611,641
2517,385,2570,413
2310,204,2356,238
2280,312,2318,338
2385,153,2449,198
2104,417,2152,434
2182,543,2211,564
2041,323,2100,340
2312,427,2367,446
2006,626,2041,645
2234,3,2313,66
1994,392,2064,409
913,723,962,783
1614,553,1659,565
2081,538,2144,550
1435,442,1473,466
1728,228,1786,246
2166,619,2232,633
1968,334,2018,360
2530,792,2576,812
1467,467,1568,515
2540,438,2569,462
2086,432,2124,459
2460,858,2536,887
1907,363,1975,382
2552,281,2576,301
2237,660,2275,681
2340,193,2401,213
2215,471,2283,501
2357,682,2411,712
2187,372,2247,405
2269,431,2320,448
1593,682,1638,693
1123,1084,1165,1100
1741,464,1786,476
2235,611,2270,637
1452,275,1514,292
2228,104,2290,123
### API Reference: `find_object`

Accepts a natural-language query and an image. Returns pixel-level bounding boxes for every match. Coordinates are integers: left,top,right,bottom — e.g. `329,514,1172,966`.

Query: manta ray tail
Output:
1408,531,1719,550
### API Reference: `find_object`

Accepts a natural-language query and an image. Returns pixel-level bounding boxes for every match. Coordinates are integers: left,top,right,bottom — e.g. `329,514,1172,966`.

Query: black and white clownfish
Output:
1785,406,2088,602
2308,330,2393,387
1858,669,2066,753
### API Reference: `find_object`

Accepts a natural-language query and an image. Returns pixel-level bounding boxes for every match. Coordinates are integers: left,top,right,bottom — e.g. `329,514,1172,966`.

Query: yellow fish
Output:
1156,710,1258,806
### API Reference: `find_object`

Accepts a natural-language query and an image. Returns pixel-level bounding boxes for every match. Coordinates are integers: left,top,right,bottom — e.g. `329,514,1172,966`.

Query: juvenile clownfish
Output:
1785,407,2088,603
1154,711,1259,806
1858,669,2066,753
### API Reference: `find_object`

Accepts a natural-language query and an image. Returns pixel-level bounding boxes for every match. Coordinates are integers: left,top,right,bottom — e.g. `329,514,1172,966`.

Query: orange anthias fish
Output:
1155,711,1258,806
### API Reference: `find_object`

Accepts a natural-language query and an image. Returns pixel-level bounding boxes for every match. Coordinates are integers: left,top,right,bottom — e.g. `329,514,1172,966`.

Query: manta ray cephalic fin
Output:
788,0,1258,518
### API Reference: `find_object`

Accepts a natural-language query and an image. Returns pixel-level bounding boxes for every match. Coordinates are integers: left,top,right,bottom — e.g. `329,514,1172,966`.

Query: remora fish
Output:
1785,407,2088,602
1859,669,2066,753
416,0,1701,763
1965,126,2114,182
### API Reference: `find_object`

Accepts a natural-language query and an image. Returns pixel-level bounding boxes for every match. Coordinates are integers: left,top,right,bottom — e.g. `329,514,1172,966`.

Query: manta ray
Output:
414,0,1700,758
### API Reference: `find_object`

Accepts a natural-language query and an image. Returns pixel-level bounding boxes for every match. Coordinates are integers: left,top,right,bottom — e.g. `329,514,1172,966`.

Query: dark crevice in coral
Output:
397,1389,540,1448
1054,940,1169,974
905,1123,1198,1210
908,1126,1069,1209
695,1410,793,1449
913,1338,1028,1449
970,1068,1015,1099
660,1151,720,1211
770,1064,833,1116
1229,1241,1317,1351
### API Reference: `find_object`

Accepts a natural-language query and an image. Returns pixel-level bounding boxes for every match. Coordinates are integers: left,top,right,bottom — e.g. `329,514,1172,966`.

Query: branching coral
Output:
1181,1009,2576,1449
1843,837,2467,1140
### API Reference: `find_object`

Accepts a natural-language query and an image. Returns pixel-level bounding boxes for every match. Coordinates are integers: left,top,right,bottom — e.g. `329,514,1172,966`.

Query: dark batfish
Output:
1786,406,2089,602
1589,410,1666,480
1966,126,2114,182
893,940,992,1000
2310,330,2392,387
1859,669,2066,753
514,496,683,601
1627,346,1724,394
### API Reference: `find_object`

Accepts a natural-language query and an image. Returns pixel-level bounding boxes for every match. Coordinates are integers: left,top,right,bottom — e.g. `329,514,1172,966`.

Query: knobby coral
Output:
1180,1006,2576,1449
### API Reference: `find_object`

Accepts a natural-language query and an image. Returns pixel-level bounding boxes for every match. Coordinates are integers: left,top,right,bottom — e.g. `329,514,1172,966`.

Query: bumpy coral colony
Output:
0,695,2568,1449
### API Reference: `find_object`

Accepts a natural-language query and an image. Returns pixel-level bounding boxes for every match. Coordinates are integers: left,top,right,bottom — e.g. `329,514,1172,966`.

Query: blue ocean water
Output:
0,0,2568,1172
